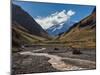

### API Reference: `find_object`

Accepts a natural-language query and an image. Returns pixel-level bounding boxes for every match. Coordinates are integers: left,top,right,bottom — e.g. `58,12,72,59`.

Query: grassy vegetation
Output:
12,23,49,52
58,11,96,49
12,24,48,47
12,10,96,49
59,26,96,48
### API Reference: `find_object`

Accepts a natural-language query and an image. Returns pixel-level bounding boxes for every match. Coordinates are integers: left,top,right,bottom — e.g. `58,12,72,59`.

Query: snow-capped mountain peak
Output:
46,21,76,36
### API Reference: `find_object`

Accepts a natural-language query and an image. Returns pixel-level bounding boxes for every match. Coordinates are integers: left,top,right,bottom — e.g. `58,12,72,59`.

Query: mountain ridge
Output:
58,7,96,48
12,4,52,49
12,4,50,39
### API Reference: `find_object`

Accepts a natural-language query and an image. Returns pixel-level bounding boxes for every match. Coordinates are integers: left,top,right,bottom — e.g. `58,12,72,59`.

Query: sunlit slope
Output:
59,8,96,48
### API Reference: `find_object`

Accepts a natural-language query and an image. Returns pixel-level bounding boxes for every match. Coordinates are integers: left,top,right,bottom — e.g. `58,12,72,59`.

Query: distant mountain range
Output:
46,21,76,36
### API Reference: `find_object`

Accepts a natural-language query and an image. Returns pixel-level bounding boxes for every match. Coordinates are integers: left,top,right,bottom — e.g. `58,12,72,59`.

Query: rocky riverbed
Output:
12,45,96,75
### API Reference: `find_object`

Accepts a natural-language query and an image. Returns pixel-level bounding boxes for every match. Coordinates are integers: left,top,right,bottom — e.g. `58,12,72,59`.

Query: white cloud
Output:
67,10,75,16
35,10,75,29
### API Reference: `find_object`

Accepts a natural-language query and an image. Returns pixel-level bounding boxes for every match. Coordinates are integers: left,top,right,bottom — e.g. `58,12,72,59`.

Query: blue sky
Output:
12,1,95,29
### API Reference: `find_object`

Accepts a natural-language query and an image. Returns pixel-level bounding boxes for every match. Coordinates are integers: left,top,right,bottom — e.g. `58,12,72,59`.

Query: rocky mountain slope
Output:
12,4,51,49
12,22,48,47
12,4,50,39
59,7,96,48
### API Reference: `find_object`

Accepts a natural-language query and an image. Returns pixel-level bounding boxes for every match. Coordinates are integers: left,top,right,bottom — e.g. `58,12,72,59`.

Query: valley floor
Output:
12,45,96,75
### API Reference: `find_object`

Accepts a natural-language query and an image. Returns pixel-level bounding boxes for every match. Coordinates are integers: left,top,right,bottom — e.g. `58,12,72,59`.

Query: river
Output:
19,48,85,71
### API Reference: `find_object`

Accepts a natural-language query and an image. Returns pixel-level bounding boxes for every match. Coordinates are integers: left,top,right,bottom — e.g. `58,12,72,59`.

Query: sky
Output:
12,0,95,29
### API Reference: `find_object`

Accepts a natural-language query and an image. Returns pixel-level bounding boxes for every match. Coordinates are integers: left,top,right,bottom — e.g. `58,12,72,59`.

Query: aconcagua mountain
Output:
46,21,75,36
